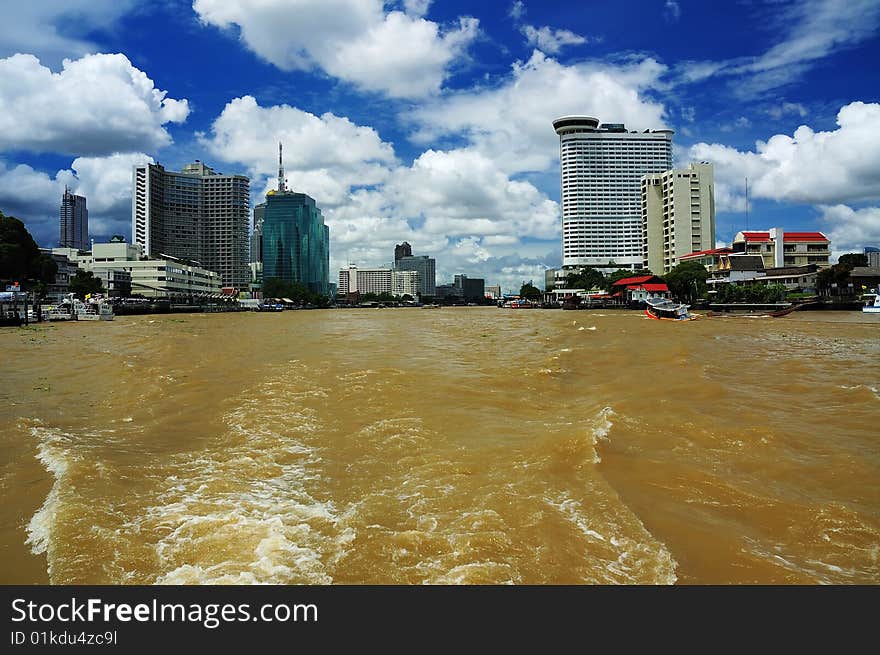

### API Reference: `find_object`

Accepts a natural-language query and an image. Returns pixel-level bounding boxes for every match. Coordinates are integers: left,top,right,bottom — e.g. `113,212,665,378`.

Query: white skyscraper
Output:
553,116,673,271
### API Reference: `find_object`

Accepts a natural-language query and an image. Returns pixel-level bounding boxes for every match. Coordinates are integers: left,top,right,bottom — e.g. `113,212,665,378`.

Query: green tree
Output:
68,269,104,299
817,263,854,295
565,267,606,291
838,253,868,267
520,282,542,300
0,210,58,291
837,252,868,266
663,261,708,303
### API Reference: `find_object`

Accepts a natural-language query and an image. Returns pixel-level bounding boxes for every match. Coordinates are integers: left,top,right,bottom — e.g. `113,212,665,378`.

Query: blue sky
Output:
1,0,879,292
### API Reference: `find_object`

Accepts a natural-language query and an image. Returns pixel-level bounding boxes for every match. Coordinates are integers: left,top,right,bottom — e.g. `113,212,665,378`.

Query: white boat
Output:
862,293,880,314
72,297,114,321
75,300,114,321
42,305,74,321
645,296,699,321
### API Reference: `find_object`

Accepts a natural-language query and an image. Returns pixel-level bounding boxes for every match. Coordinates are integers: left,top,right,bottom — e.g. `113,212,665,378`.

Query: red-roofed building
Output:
733,228,830,269
608,274,669,303
610,274,659,287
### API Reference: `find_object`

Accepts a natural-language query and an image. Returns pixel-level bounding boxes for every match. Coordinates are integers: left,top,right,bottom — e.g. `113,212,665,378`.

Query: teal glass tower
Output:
258,143,330,295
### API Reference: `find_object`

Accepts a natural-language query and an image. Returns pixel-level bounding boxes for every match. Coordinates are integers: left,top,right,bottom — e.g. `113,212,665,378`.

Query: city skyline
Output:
0,1,879,292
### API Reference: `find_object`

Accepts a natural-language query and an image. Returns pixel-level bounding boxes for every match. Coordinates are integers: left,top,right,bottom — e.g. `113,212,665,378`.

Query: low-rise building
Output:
610,274,669,304
732,229,830,269
679,247,733,273
40,248,80,302
54,240,221,299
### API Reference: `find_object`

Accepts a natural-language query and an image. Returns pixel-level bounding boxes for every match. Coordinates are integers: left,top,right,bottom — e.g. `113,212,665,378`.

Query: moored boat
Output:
862,293,880,314
645,296,699,321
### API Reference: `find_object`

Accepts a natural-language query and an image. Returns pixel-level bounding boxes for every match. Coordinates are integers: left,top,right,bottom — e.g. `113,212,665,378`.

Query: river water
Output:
1,308,877,584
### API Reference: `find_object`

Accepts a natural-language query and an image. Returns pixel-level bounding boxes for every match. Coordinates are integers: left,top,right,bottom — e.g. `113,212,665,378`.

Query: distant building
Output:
544,269,557,290
257,144,330,295
392,270,419,297
485,285,501,299
39,248,79,302
642,162,715,273
434,283,457,300
132,160,250,288
394,242,412,263
865,246,880,268
395,255,436,297
732,229,830,269
59,186,88,251
454,274,485,301
339,265,392,296
553,116,673,272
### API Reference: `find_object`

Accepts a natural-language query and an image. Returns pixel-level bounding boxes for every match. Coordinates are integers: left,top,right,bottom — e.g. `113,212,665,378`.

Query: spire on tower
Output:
277,141,286,192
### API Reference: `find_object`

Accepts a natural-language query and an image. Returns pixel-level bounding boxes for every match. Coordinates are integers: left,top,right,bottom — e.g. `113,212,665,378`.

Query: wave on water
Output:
544,491,678,585
839,384,880,401
25,424,71,561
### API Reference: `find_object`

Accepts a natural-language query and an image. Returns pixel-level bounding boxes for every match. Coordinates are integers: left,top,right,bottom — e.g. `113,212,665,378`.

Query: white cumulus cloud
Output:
0,1,137,65
410,51,669,175
192,0,478,98
0,152,154,247
521,25,587,54
689,102,880,208
0,53,189,156
818,204,880,257
199,95,397,208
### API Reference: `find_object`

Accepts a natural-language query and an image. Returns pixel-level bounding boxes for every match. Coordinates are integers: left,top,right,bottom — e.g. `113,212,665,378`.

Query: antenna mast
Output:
277,141,286,192
745,177,749,230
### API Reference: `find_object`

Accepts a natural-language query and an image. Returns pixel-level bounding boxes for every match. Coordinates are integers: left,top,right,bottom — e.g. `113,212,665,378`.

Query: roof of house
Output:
738,230,828,243
611,275,657,287
627,283,669,292
739,231,771,242
728,255,766,271
763,264,817,276
850,267,880,277
783,232,828,242
681,247,733,259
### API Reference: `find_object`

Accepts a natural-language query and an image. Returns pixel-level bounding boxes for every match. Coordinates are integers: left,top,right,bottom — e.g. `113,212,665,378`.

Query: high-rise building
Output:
394,242,412,262
131,160,250,288
865,246,880,268
553,116,673,271
59,186,88,250
395,255,436,297
642,162,715,273
257,144,330,295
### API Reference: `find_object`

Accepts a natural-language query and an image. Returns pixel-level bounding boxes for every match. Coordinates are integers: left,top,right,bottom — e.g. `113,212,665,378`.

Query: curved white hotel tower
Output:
553,116,673,270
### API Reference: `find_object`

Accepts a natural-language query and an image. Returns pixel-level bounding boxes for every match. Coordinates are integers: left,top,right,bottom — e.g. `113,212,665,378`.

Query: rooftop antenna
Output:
277,141,286,192
745,177,749,231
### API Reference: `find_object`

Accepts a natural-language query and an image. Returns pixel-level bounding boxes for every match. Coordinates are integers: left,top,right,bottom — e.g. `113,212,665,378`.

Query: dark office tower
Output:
257,143,330,295
395,242,412,263
59,186,88,250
